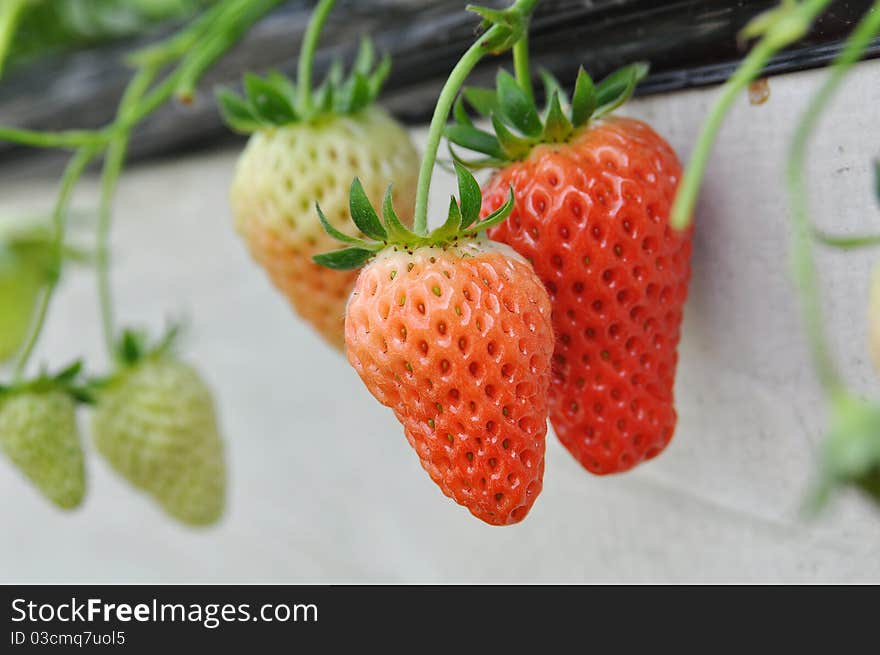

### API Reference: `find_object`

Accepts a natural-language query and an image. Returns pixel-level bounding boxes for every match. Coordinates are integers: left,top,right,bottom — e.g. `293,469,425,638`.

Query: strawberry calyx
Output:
0,360,94,405
313,162,514,270
809,392,880,511
216,36,390,132
445,62,648,169
112,325,180,369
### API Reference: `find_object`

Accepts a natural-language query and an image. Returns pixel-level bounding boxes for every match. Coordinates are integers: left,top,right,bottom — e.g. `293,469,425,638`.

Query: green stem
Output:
670,0,833,230
785,0,880,395
13,146,98,379
413,0,539,235
0,126,108,149
513,32,533,103
0,0,28,78
814,231,880,251
296,0,337,115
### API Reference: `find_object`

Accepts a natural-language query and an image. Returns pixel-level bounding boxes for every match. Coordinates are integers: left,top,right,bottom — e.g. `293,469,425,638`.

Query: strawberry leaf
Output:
244,73,298,124
497,69,542,138
594,63,649,118
444,125,504,159
463,86,498,117
215,88,262,133
571,67,596,127
381,186,413,242
313,247,376,270
454,162,482,228
316,202,369,246
349,178,387,241
542,90,573,142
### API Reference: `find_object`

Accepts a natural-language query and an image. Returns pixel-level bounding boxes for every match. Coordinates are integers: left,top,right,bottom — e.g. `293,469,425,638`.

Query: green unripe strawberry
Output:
0,389,86,509
0,242,48,363
92,353,226,526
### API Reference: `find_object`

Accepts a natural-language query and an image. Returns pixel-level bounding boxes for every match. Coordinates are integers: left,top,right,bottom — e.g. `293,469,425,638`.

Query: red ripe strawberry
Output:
448,65,693,474
314,166,553,524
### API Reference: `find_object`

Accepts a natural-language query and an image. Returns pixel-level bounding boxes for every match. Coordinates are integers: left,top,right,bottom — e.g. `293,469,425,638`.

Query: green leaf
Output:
382,186,413,242
215,87,262,133
571,67,596,126
444,124,504,159
313,247,376,270
453,95,473,128
354,37,375,76
543,90,573,142
472,185,516,233
491,113,533,159
454,161,482,228
496,69,542,137
244,73,298,124
338,71,371,114
349,179,387,241
540,69,569,107
594,63,649,117
463,86,499,117
368,53,391,99
55,361,82,383
316,203,369,246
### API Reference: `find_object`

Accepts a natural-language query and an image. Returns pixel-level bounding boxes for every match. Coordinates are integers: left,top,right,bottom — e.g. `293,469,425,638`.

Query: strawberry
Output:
220,38,420,351
91,331,226,526
448,65,693,474
0,363,88,509
315,165,554,525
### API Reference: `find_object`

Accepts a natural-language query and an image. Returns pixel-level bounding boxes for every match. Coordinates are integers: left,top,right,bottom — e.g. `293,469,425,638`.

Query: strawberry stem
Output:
296,0,337,115
0,0,27,79
670,0,834,230
13,145,99,380
513,33,534,104
785,0,880,395
413,0,539,235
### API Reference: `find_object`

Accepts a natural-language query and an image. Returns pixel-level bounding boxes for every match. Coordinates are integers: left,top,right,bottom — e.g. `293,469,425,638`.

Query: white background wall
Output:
1,61,879,583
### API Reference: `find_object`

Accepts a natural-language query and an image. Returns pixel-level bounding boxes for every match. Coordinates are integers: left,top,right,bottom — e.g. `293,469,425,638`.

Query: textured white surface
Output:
2,61,880,583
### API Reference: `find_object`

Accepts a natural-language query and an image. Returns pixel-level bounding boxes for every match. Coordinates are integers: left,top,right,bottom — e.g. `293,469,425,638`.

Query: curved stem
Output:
670,0,834,230
0,126,108,149
296,0,337,115
513,32,533,103
13,146,98,379
785,0,880,395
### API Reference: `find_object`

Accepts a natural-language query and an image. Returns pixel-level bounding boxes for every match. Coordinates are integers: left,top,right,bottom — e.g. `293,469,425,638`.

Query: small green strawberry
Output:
0,362,88,509
91,329,226,526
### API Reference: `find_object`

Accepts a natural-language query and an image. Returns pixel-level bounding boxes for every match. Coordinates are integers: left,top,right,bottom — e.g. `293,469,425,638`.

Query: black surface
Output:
0,0,877,163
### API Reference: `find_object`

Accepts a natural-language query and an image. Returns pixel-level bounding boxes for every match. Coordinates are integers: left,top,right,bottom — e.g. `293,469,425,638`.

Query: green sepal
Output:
570,67,596,127
448,144,508,171
497,69,542,137
431,196,464,242
315,203,368,247
874,159,879,207
215,87,262,134
368,54,392,99
354,37,375,76
467,185,515,234
381,187,412,242
491,113,533,159
454,161,482,227
243,72,298,124
313,247,377,270
594,62,649,118
543,90,573,142
806,393,880,513
113,324,180,369
443,125,504,159
463,86,499,117
348,178,387,241
0,359,94,406
265,70,298,106
337,71,371,114
453,96,474,128
540,69,569,107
